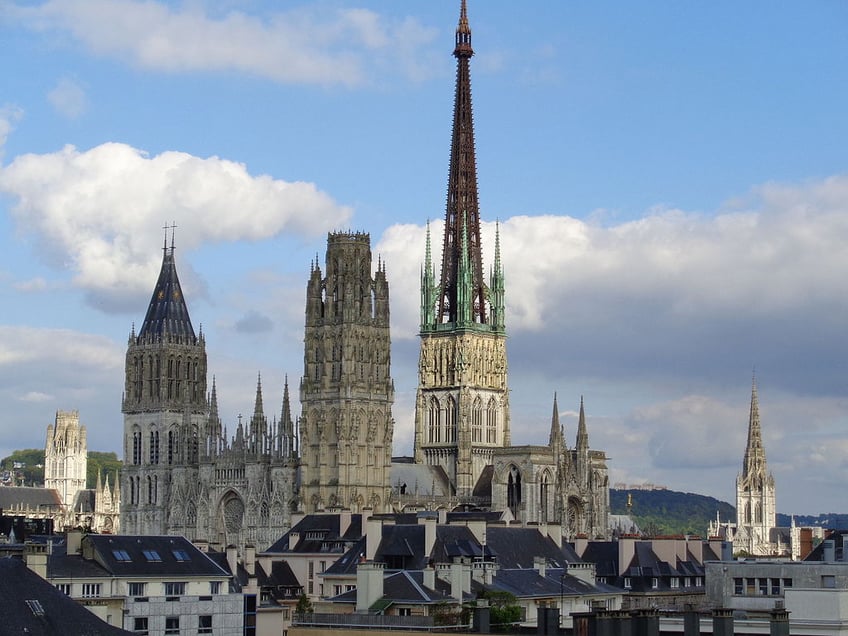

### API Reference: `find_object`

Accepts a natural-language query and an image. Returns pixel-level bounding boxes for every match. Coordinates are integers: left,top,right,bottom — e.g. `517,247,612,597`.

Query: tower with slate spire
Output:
121,230,297,549
734,375,777,555
413,0,510,498
121,230,208,536
299,232,394,513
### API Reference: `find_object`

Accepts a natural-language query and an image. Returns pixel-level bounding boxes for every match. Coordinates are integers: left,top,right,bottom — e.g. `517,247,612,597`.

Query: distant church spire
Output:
741,373,767,486
549,392,563,450
435,0,487,325
576,395,588,452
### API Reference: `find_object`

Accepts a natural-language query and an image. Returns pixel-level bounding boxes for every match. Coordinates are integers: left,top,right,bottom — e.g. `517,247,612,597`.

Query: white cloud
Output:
0,142,351,310
13,277,49,292
12,0,438,87
47,77,88,119
20,391,53,403
0,105,24,159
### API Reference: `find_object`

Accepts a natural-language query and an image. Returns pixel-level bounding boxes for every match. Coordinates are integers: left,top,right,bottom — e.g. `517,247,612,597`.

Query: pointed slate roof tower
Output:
121,229,208,536
735,374,776,556
137,234,196,340
414,0,510,498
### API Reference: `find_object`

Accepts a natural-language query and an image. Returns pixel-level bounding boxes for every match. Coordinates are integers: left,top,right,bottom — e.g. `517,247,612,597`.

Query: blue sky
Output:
1,0,848,516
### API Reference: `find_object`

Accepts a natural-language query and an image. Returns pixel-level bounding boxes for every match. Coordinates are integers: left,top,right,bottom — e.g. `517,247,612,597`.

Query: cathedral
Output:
45,410,120,533
119,0,610,547
120,235,298,549
709,377,780,556
410,0,609,538
299,232,395,514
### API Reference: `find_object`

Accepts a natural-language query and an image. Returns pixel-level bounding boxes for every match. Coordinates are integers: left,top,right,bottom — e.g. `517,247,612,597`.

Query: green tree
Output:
0,449,45,486
479,590,521,632
295,592,313,614
87,451,121,489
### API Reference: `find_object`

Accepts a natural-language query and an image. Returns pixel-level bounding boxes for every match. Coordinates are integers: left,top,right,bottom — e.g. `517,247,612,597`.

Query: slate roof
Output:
73,489,96,513
485,527,574,569
472,465,493,498
137,246,196,340
330,570,452,606
324,537,365,575
266,513,362,554
390,463,452,497
77,535,229,578
0,557,132,635
0,486,63,511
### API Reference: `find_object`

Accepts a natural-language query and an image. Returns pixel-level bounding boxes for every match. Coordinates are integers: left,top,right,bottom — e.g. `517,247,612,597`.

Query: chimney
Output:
418,512,437,558
24,542,48,579
244,544,256,576
226,544,239,578
548,523,563,549
356,561,385,611
423,565,436,590
66,530,83,555
339,509,352,538
534,556,547,578
450,560,471,600
366,516,383,561
618,535,637,576
438,508,447,525
721,541,733,562
572,533,587,556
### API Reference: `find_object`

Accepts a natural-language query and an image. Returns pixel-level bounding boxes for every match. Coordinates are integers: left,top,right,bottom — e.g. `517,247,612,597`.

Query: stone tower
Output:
299,232,394,513
734,376,776,555
413,0,509,498
45,410,88,509
121,234,208,535
121,233,297,548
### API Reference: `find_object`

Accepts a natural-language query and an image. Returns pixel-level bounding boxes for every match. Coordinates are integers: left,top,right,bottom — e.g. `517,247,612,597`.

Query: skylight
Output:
113,549,132,562
142,550,162,562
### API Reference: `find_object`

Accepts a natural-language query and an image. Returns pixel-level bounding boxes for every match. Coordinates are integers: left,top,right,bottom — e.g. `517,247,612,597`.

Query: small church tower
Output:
413,0,510,498
45,410,87,509
734,376,777,555
299,232,394,513
121,230,208,535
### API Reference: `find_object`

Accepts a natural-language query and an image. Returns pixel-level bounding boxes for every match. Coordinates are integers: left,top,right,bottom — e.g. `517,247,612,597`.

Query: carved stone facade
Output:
45,410,121,533
412,2,609,537
299,232,394,513
45,410,87,508
121,239,297,550
492,396,609,539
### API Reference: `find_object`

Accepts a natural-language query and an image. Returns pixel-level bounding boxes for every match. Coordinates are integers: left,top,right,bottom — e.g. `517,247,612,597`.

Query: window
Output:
210,581,221,595
398,608,412,616
142,550,161,562
334,585,342,596
25,600,44,616
670,577,679,589
113,549,132,562
823,575,836,589
164,616,180,634
81,583,101,598
128,582,147,597
164,581,186,596
695,577,702,587
56,583,71,595
171,549,191,562
759,578,768,595
198,615,213,634
771,578,781,595
734,578,744,595
651,578,659,589
623,577,632,589
782,578,793,589
133,617,148,634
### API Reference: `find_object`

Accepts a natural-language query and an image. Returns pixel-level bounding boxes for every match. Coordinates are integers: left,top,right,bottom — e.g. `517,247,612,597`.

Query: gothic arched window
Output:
132,428,142,466
428,398,439,443
507,465,522,516
149,429,159,465
486,398,497,444
540,471,550,522
472,397,483,442
446,396,457,443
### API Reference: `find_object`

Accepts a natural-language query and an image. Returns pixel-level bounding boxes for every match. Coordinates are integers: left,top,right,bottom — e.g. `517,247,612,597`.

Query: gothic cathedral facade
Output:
414,1,609,537
120,237,297,550
299,232,394,513
413,1,509,498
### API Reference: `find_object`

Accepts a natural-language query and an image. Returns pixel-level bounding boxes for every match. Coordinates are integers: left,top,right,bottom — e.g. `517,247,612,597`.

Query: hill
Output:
610,488,735,536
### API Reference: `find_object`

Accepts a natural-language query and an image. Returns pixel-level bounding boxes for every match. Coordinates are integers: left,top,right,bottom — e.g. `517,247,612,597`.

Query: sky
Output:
1,0,847,516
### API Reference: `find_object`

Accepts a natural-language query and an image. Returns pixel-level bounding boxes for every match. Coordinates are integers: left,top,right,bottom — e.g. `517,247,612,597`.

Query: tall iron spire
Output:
137,234,195,341
437,0,487,325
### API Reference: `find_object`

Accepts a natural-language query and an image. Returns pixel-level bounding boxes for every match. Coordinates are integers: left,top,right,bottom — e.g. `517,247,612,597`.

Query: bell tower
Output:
413,0,509,498
299,232,394,513
121,229,207,535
